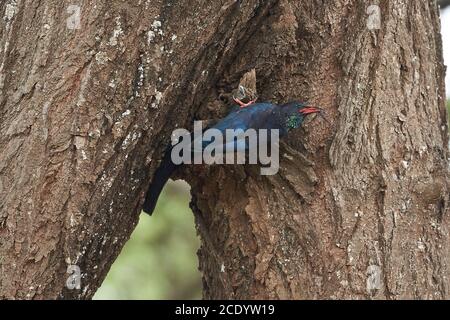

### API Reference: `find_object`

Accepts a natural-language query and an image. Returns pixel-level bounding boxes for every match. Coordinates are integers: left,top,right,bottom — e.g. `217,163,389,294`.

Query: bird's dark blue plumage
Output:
142,101,322,215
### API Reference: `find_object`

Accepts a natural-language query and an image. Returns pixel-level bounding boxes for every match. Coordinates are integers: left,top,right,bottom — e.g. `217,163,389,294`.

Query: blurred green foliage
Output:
94,180,202,300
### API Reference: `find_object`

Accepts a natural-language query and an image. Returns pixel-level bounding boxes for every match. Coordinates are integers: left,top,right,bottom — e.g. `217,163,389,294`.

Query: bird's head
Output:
280,101,325,130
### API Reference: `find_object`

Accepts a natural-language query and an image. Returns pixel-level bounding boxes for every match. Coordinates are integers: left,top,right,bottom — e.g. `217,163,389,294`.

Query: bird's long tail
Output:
143,147,179,215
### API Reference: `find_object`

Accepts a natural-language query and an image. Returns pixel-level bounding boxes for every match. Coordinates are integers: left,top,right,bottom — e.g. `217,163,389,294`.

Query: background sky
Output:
443,8,450,97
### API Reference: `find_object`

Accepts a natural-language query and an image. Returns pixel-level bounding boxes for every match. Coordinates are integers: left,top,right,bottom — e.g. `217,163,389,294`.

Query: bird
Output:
231,69,258,108
220,69,258,108
142,101,325,215
232,85,258,108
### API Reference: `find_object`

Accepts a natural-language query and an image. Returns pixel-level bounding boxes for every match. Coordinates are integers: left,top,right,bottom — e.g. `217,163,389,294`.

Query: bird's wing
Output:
194,103,275,153
190,114,248,153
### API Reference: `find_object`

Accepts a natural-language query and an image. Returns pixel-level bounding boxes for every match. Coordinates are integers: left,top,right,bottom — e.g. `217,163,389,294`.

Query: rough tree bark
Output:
0,0,448,299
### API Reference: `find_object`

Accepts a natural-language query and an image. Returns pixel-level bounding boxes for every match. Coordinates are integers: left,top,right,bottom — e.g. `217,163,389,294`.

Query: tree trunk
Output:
0,0,448,300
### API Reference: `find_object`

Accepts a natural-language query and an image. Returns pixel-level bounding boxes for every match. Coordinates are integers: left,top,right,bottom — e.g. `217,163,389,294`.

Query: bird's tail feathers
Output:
142,147,178,215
